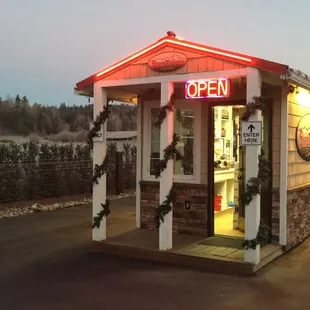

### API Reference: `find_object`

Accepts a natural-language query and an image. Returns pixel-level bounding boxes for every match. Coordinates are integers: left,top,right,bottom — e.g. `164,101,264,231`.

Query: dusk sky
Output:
1,0,309,106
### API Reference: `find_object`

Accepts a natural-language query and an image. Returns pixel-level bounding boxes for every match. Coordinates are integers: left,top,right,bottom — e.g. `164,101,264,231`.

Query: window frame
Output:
142,99,201,184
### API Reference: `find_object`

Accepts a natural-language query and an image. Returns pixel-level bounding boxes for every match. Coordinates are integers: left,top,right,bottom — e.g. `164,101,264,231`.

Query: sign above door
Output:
185,78,231,99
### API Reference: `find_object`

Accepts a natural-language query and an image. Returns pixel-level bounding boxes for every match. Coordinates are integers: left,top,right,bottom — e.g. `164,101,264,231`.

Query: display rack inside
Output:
213,106,238,214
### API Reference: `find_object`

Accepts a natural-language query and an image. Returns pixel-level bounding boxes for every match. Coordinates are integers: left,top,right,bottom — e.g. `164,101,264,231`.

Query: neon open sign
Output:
185,78,231,99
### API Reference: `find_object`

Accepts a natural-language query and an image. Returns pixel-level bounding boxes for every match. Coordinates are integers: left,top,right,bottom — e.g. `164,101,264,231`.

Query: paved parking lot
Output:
0,197,310,310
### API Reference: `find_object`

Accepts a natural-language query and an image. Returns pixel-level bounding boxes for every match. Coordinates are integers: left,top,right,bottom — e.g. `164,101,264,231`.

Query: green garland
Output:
155,188,177,228
152,94,182,227
242,220,270,249
240,176,261,206
258,150,271,183
92,200,110,229
153,133,184,178
92,155,109,184
87,102,111,230
154,133,181,226
242,239,257,250
240,95,264,121
240,149,270,205
87,104,111,148
153,93,176,128
240,91,272,249
240,88,272,121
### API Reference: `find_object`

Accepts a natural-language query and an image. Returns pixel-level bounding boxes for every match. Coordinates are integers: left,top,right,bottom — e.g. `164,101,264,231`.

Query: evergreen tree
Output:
0,96,137,137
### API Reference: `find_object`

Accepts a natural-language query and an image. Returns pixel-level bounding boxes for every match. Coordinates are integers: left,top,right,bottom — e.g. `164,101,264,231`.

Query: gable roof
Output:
75,33,289,92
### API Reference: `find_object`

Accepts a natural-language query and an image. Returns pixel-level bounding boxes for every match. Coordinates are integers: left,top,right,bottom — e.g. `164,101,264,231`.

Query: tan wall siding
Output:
271,87,281,239
287,92,310,189
104,46,245,81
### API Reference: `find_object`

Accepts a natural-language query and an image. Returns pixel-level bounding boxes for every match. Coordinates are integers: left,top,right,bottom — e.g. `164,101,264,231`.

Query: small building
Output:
75,31,310,272
107,131,137,151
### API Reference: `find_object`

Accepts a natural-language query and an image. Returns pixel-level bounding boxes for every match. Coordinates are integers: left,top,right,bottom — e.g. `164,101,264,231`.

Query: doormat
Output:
199,236,244,249
199,236,267,249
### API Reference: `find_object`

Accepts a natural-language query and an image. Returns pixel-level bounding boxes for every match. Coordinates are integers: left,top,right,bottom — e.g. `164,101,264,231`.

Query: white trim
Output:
244,67,262,265
159,82,174,250
135,98,142,228
142,100,156,181
262,72,286,86
279,87,288,246
142,100,201,184
284,70,310,90
92,84,107,241
97,68,248,88
174,99,201,184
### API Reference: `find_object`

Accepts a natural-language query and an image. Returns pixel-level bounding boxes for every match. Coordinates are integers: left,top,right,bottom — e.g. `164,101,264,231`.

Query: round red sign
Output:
148,52,187,72
296,114,310,161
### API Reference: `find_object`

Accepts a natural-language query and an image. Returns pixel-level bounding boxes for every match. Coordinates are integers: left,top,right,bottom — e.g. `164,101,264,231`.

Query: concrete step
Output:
91,241,255,276
254,244,284,273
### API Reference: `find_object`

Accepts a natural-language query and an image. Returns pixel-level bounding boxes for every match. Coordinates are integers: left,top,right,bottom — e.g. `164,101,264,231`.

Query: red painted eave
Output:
75,35,288,92
76,36,170,91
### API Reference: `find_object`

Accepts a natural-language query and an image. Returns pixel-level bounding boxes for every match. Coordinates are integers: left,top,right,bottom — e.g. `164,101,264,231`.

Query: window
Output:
150,108,160,175
144,100,200,182
174,109,194,175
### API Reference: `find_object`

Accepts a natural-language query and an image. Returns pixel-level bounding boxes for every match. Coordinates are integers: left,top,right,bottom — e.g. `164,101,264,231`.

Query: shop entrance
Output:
211,105,245,238
207,103,272,240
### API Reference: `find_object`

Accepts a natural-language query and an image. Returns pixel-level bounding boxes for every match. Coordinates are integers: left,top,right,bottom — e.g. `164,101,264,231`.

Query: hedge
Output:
0,141,136,203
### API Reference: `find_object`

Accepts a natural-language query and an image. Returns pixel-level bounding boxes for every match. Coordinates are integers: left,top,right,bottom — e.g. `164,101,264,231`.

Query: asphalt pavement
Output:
0,197,310,310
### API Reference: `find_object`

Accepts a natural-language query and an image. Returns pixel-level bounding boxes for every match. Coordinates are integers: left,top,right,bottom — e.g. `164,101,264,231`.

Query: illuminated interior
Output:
213,105,245,237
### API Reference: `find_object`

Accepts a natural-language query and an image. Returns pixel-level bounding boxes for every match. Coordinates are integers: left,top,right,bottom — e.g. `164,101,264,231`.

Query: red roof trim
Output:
76,39,169,91
76,35,288,91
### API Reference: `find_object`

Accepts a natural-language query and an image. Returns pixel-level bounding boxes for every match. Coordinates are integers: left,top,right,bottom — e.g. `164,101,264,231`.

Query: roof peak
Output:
166,30,176,37
75,33,288,92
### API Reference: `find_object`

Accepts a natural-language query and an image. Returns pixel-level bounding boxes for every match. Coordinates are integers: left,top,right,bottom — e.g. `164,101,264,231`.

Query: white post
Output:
244,68,262,264
159,82,174,251
136,97,142,228
279,86,288,246
92,84,108,241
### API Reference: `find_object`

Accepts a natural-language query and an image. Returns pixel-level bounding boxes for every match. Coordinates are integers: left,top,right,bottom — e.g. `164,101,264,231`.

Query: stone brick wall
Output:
271,188,280,241
140,181,208,236
140,181,159,230
287,185,310,248
173,183,208,236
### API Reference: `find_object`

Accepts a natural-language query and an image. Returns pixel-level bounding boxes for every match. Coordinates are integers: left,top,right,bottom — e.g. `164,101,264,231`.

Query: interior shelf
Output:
213,106,237,213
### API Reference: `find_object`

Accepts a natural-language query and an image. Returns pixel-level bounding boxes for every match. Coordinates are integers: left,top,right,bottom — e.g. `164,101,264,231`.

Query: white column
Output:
279,86,288,246
136,97,142,228
92,84,108,241
159,82,174,251
244,68,262,264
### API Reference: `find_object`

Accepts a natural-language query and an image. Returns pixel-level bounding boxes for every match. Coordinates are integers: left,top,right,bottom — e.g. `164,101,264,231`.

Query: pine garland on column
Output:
240,91,272,249
88,102,111,229
153,93,183,227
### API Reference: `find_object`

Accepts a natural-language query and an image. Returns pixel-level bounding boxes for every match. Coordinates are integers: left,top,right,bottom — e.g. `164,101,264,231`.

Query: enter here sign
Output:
240,121,262,146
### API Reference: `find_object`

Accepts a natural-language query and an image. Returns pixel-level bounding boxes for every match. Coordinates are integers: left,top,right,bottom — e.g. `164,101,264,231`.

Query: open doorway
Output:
208,103,272,241
212,105,245,238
